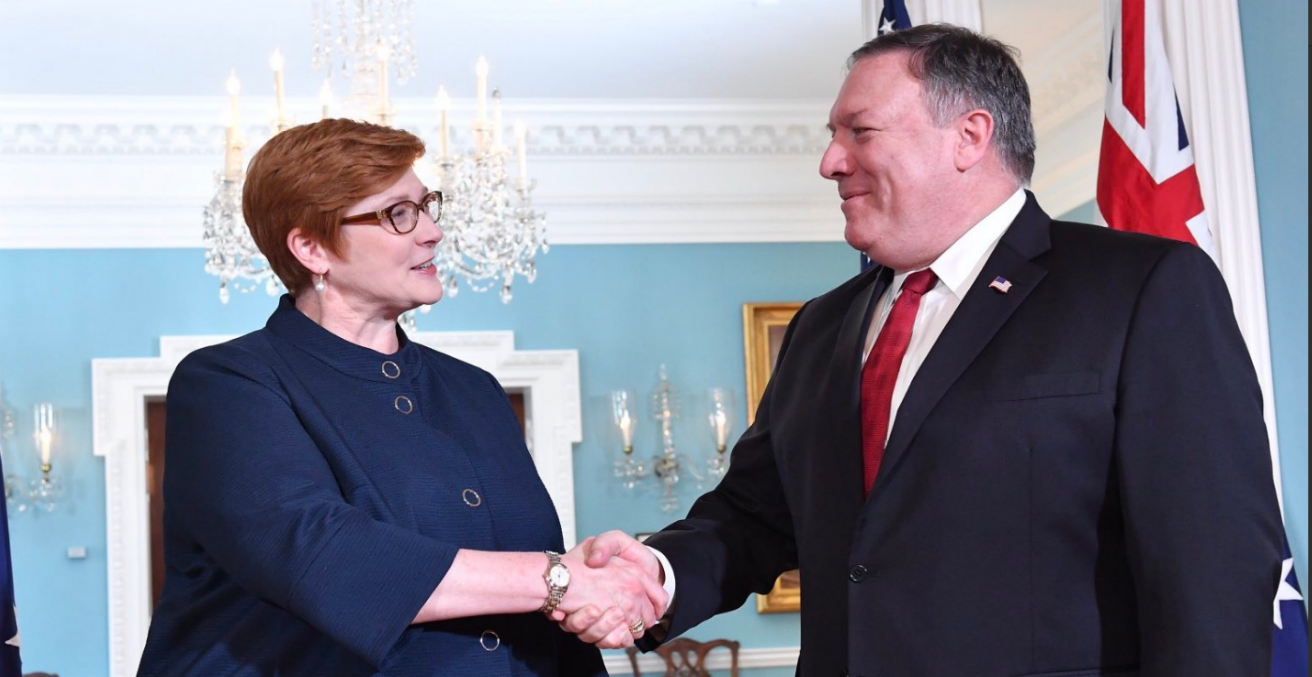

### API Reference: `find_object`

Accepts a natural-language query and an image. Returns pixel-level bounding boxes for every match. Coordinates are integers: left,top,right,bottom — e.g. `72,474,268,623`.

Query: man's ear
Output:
287,227,329,275
954,108,995,173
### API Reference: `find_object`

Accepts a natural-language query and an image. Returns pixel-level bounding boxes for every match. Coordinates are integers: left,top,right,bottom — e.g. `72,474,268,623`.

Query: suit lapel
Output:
867,194,1053,500
830,266,893,504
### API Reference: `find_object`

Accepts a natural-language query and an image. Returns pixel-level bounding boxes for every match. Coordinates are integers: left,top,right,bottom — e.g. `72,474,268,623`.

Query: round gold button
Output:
394,395,414,414
462,488,483,507
381,361,401,379
480,630,500,652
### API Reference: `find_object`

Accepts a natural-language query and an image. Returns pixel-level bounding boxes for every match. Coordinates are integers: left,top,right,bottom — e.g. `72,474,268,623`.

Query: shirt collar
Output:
891,187,1027,299
265,294,424,384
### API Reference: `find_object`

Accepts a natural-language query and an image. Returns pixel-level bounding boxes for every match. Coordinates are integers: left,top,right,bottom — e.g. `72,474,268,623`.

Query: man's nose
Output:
820,140,851,180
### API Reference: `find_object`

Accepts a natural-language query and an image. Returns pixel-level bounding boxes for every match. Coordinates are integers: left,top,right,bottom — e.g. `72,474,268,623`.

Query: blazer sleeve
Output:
164,346,457,669
641,303,807,643
1113,243,1284,676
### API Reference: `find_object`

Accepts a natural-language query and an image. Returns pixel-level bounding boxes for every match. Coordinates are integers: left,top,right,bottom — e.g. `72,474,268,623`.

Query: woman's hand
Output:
551,537,668,648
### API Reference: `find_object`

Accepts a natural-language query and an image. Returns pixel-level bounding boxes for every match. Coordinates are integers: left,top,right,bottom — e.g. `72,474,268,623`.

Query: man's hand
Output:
551,536,668,649
554,531,668,648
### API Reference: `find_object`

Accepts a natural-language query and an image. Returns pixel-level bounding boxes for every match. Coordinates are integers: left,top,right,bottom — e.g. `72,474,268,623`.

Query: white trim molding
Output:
94,331,582,677
0,96,842,248
603,646,800,674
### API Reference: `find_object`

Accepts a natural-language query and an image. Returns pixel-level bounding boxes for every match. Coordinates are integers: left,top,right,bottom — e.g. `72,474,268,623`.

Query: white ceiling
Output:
0,1,1102,101
0,0,865,100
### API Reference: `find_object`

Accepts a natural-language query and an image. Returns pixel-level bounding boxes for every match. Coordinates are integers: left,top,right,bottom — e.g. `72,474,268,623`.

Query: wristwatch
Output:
540,551,571,616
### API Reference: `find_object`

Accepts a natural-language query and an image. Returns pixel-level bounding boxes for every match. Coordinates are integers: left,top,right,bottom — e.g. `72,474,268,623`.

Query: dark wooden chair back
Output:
626,637,740,677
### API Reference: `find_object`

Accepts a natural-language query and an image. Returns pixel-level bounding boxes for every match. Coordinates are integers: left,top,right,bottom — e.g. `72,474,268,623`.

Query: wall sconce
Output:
609,366,737,512
28,403,63,513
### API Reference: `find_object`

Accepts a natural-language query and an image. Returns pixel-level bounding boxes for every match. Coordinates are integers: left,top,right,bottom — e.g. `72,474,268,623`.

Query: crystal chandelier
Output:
431,83,547,302
202,0,547,323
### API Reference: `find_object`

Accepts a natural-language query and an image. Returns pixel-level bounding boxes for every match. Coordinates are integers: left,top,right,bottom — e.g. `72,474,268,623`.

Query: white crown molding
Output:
0,95,846,248
0,96,832,158
94,330,581,677
603,646,799,674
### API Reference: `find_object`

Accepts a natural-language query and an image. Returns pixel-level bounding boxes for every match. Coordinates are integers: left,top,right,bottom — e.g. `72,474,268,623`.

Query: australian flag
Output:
1272,538,1308,676
859,0,913,274
0,454,20,675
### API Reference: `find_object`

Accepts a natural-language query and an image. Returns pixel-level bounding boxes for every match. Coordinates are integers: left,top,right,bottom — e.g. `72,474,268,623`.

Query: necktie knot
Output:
901,269,938,297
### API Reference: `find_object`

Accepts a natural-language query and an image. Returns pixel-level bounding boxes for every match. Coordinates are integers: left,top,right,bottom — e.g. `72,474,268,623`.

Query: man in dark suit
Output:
565,24,1285,677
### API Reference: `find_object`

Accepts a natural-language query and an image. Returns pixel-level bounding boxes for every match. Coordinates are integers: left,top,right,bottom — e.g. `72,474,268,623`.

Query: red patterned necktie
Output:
861,269,939,498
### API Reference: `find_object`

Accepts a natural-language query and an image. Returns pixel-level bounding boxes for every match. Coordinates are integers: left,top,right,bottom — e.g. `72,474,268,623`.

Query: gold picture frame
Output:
742,302,804,613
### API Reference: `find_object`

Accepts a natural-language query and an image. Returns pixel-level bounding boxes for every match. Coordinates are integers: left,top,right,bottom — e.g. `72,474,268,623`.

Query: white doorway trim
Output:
93,331,581,677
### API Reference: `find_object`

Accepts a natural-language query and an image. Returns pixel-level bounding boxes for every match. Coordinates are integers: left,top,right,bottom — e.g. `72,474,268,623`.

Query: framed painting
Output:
742,302,804,613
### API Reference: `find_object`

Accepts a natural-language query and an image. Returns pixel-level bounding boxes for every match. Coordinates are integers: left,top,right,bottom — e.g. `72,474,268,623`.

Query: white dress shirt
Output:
861,188,1026,443
648,188,1027,611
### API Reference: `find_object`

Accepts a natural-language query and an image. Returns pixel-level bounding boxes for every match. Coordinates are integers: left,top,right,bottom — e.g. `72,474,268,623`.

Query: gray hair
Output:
849,23,1036,184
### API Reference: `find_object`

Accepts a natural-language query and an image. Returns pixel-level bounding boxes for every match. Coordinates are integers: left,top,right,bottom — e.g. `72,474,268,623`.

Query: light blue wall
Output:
0,244,854,676
1240,0,1310,591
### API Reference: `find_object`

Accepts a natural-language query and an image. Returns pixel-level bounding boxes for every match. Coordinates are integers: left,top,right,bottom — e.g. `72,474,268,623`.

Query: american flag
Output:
859,0,913,274
1096,3,1307,674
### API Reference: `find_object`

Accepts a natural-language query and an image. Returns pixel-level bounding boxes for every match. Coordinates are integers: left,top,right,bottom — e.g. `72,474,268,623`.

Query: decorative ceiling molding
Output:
0,97,832,158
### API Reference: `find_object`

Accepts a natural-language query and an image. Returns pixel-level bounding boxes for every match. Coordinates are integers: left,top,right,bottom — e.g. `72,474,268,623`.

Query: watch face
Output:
548,564,571,587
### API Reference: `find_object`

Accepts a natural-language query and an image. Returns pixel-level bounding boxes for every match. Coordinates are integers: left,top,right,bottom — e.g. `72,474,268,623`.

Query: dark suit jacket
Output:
643,194,1284,677
137,295,604,677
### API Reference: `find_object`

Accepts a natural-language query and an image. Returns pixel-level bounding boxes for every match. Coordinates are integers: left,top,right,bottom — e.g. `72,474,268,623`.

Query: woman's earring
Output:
314,274,327,293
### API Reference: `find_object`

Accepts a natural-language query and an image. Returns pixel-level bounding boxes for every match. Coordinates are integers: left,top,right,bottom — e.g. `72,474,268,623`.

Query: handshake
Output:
548,530,670,649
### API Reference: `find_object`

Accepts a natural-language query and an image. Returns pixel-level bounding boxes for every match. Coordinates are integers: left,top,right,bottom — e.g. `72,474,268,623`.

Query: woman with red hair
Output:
137,119,662,677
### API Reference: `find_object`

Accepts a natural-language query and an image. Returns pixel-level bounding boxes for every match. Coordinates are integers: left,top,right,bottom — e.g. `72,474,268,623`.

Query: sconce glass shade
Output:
609,389,649,490
706,388,736,480
28,402,62,513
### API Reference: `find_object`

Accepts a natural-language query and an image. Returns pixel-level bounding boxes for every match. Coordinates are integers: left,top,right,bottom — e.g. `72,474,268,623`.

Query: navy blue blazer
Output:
642,194,1284,677
137,296,605,677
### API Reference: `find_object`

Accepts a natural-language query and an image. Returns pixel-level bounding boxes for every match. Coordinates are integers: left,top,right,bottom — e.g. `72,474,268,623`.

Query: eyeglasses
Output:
341,191,444,234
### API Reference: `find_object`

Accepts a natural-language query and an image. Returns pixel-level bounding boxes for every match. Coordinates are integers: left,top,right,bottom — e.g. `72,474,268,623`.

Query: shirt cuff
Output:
646,545,677,614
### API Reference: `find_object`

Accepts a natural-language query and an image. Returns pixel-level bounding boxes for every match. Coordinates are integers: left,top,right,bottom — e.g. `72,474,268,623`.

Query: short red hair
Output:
242,118,426,295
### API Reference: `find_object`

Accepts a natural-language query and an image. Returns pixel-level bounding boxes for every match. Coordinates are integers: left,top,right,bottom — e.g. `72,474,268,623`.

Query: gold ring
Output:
629,619,645,635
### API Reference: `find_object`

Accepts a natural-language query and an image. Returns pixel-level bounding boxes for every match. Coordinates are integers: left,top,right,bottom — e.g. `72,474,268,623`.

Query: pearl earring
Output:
314,274,327,293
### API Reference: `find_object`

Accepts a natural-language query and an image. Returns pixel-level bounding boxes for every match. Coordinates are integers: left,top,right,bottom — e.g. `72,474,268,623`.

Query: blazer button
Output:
381,360,401,379
848,565,869,582
394,395,414,414
480,630,500,652
462,488,483,507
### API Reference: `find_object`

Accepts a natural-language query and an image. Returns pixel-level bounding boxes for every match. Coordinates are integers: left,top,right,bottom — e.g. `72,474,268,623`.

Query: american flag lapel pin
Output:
989,276,1013,294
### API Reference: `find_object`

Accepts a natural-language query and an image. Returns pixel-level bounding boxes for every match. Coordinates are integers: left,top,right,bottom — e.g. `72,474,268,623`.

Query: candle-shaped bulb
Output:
319,80,334,119
436,86,451,160
492,88,504,150
270,49,287,126
34,403,54,466
475,56,490,124
225,70,241,97
514,119,528,187
377,41,392,63
618,411,634,448
712,409,729,448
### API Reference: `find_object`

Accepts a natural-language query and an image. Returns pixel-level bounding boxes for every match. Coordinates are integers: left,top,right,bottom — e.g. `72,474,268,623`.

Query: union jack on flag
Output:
1096,0,1215,260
